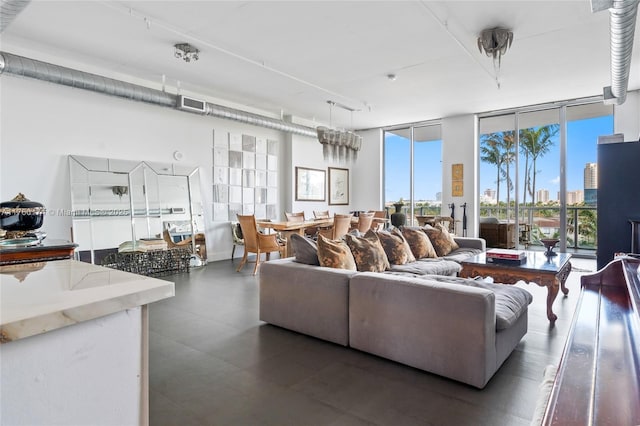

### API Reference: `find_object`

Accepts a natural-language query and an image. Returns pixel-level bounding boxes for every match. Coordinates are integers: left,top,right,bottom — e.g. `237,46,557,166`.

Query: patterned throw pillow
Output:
344,230,390,272
390,228,417,263
437,223,460,251
289,233,320,266
423,224,459,257
400,226,437,259
317,234,357,271
377,229,416,264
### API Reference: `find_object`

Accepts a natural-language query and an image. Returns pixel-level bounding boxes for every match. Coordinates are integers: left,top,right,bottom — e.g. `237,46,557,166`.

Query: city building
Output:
536,189,550,203
584,162,598,205
565,190,585,205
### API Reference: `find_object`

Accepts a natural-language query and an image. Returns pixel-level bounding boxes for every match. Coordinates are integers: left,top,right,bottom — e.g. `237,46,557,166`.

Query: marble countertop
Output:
0,259,175,343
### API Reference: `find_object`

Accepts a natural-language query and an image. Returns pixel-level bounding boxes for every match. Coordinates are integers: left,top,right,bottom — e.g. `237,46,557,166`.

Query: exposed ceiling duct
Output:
592,0,640,105
0,0,30,33
0,51,317,138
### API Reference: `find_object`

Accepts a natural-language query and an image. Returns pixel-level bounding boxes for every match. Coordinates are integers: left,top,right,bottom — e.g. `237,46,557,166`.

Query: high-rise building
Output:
481,188,496,204
565,190,585,205
584,163,597,204
584,163,597,189
536,189,549,203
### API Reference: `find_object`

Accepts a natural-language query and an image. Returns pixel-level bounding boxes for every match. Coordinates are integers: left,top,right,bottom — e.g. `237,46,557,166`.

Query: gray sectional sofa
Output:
259,236,532,389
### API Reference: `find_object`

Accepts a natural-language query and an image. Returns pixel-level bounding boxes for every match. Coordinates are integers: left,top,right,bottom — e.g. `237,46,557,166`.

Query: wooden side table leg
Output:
559,262,572,296
546,280,560,322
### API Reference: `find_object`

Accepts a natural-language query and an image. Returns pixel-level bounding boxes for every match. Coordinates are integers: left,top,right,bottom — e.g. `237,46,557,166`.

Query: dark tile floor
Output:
149,257,595,426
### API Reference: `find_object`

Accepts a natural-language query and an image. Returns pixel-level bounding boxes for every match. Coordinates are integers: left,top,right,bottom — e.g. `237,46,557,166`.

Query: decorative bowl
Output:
540,238,560,257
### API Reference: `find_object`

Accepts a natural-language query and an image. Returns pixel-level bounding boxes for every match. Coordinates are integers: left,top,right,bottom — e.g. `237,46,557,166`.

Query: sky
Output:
384,114,613,204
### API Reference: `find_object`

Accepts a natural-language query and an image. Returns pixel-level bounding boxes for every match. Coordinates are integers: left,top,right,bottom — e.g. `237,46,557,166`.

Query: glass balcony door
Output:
384,124,442,226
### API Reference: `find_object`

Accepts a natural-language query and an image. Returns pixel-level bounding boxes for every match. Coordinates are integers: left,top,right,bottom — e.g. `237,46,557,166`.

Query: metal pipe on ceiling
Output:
592,0,640,105
0,0,30,33
0,51,317,138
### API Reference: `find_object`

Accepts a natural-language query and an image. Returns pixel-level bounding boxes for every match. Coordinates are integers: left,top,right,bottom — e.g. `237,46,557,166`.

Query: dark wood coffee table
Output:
459,251,572,322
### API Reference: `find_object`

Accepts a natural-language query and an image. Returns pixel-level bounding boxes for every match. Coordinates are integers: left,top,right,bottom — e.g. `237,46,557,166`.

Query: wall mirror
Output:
69,155,206,266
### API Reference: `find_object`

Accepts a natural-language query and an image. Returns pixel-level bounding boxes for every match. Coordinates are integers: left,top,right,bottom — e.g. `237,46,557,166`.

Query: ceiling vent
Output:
177,95,206,113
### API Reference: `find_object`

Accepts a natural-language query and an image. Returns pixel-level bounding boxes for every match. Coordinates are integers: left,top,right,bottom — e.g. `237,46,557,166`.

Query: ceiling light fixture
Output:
317,101,362,163
174,43,199,62
477,27,513,88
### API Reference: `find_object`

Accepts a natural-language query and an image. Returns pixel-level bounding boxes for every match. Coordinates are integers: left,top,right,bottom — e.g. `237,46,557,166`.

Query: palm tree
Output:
519,125,559,204
480,135,504,206
481,131,515,214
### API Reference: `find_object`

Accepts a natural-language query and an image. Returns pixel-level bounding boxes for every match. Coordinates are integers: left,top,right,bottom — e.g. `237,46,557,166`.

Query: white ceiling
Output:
2,1,639,130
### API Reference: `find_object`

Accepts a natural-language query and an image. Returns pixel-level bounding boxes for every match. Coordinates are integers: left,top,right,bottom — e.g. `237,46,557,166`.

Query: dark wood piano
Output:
543,257,640,425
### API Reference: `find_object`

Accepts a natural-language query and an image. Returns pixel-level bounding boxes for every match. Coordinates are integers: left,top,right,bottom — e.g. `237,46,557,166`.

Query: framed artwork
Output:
295,167,326,201
328,167,349,205
452,163,463,197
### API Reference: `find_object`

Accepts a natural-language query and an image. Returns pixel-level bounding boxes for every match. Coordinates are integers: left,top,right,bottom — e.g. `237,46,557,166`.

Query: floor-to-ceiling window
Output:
384,123,442,225
479,100,613,256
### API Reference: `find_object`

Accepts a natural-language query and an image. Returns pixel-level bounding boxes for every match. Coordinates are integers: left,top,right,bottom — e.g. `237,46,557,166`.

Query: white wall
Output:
0,75,284,261
441,115,479,237
614,90,640,141
351,129,384,211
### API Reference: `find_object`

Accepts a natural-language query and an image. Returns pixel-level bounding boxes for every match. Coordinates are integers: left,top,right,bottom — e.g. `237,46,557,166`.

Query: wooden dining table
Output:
257,216,389,257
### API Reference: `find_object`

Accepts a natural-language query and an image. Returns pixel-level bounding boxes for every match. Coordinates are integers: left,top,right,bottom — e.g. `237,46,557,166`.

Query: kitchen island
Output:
0,259,175,425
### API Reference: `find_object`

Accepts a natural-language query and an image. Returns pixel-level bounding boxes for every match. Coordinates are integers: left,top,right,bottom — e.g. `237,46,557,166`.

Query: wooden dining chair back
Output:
370,210,387,231
230,221,244,260
285,211,305,222
236,214,286,275
313,210,330,219
318,213,353,240
333,214,353,239
355,212,375,233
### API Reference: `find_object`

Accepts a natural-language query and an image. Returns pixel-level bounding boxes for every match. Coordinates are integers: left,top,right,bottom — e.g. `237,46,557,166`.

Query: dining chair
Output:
317,213,353,240
313,210,330,219
230,221,244,261
236,214,286,275
370,210,387,231
353,212,375,233
285,211,305,222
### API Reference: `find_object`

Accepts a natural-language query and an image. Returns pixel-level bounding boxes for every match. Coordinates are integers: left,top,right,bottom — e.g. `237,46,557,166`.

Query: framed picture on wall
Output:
295,167,326,201
328,167,349,205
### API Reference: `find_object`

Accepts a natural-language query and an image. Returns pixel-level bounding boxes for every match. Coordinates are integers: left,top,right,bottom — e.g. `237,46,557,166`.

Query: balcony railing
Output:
480,205,597,252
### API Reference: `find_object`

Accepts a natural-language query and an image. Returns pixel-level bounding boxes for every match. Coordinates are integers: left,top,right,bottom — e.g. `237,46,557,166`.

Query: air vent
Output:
177,95,206,113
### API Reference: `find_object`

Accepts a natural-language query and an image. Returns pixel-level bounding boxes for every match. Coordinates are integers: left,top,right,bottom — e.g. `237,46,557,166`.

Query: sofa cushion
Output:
344,230,390,272
377,229,415,264
414,275,533,330
443,247,483,263
401,227,437,259
424,224,459,257
386,258,461,276
317,234,357,271
289,233,320,266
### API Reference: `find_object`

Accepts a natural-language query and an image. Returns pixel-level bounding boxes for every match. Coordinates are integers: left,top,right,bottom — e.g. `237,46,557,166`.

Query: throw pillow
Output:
377,229,415,264
390,228,417,263
423,224,458,257
400,226,437,259
344,230,390,272
289,233,320,266
437,223,460,251
317,234,357,271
